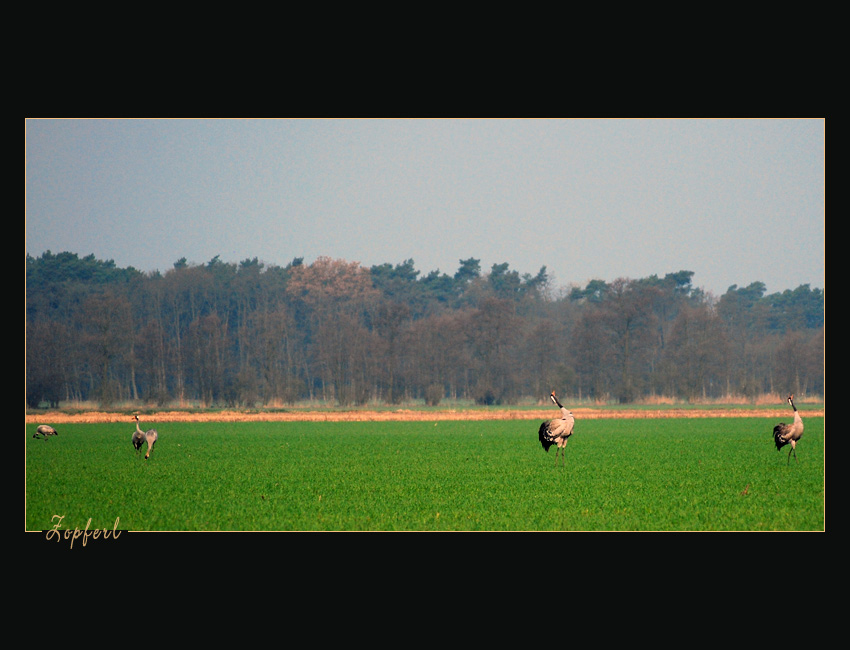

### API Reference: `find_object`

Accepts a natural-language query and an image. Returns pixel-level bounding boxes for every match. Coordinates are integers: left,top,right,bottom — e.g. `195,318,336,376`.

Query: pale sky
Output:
25,118,825,297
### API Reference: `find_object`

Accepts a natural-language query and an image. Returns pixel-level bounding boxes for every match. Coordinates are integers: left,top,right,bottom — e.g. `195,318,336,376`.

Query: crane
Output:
133,415,159,460
33,425,58,440
773,394,804,464
538,390,575,466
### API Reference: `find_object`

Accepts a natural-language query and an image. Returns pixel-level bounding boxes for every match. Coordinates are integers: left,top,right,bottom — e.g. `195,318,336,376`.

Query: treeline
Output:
25,251,824,408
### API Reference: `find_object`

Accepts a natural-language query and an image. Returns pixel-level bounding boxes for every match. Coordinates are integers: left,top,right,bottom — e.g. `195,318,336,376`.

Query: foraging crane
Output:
33,425,58,440
132,415,158,460
538,390,575,466
773,394,804,464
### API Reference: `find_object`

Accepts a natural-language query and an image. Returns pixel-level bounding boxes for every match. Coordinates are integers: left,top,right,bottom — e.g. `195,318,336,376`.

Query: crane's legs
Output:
788,442,797,464
555,445,565,466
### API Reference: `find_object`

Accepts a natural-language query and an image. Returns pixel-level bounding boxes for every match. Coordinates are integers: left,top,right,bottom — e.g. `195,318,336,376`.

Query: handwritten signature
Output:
45,515,122,549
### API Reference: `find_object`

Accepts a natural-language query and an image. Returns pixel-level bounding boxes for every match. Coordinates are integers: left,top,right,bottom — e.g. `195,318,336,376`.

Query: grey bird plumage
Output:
133,415,158,460
773,394,803,464
34,424,58,440
538,390,575,466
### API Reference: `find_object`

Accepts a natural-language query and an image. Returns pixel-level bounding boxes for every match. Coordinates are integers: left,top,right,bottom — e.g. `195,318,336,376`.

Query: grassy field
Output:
25,417,825,532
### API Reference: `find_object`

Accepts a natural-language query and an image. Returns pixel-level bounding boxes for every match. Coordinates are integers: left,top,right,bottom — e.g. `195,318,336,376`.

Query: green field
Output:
25,417,825,532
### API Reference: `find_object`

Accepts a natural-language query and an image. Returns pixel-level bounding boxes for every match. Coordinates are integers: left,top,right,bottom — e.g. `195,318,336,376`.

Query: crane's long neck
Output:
789,399,803,428
135,420,144,434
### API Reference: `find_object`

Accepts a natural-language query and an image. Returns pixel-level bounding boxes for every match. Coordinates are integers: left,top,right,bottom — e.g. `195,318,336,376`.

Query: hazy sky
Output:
25,118,824,297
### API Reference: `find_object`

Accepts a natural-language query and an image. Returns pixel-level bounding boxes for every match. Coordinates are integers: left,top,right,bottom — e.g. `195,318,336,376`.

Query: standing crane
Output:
133,415,158,460
773,394,804,464
33,425,58,440
538,390,575,466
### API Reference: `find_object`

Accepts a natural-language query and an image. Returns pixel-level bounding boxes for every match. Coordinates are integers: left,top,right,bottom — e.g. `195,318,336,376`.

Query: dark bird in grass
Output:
133,415,159,460
538,390,575,466
34,425,58,440
773,394,804,464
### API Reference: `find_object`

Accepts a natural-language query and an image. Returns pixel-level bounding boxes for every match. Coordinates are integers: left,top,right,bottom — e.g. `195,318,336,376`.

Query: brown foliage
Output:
285,256,379,307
